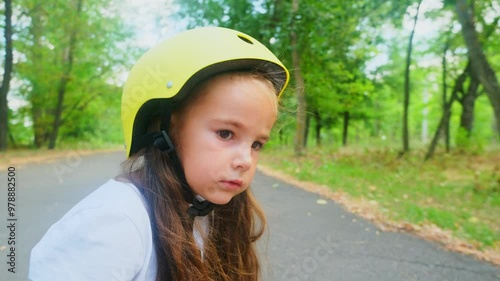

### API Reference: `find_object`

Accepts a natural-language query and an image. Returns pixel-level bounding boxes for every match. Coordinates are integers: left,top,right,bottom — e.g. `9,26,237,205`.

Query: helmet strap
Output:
152,100,175,153
159,127,214,219
187,196,214,218
169,149,215,218
157,101,214,217
131,130,174,154
152,131,175,153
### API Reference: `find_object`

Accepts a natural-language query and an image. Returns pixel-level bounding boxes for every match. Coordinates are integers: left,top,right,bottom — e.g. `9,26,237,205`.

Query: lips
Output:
221,179,243,190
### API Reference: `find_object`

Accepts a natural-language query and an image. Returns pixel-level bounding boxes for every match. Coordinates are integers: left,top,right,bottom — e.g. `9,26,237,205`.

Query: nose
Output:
232,144,253,171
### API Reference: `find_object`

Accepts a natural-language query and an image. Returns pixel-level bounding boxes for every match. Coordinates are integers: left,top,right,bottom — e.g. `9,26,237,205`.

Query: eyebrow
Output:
216,119,244,129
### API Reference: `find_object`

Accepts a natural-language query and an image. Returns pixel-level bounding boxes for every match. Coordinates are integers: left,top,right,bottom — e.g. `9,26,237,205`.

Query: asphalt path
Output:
0,150,499,281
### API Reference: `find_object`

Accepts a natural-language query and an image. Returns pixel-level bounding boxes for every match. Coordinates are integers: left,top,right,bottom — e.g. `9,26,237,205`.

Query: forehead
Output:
172,73,277,132
188,73,277,114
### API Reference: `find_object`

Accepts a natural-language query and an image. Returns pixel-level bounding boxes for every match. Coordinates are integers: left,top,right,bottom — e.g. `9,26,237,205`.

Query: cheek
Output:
181,153,209,190
176,130,216,174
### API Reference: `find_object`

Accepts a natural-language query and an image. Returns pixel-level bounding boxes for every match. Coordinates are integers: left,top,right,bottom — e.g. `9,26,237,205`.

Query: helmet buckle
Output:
153,130,175,153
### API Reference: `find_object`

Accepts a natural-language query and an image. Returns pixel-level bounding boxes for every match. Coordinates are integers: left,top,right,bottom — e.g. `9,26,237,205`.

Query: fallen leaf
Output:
316,199,327,205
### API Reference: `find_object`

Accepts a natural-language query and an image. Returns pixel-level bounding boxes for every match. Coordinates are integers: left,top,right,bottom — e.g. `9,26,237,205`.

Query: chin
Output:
207,192,238,205
209,196,233,205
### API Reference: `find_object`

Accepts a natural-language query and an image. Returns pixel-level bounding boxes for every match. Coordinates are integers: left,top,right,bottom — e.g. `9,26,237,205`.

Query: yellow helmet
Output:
121,26,289,157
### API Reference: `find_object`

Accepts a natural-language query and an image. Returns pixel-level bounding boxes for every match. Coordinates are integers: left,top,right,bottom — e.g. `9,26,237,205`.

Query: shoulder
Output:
29,179,156,281
56,179,153,243
72,178,148,211
70,179,151,224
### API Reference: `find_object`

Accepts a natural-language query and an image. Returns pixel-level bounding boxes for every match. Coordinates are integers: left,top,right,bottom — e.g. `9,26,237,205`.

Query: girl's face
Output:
172,73,277,205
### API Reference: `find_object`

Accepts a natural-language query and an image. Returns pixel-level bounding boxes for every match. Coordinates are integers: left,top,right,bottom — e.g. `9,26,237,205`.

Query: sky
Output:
366,0,455,74
117,0,460,73
120,0,187,49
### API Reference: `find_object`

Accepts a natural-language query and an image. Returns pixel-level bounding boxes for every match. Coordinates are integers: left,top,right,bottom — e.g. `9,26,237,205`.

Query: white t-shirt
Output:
29,179,157,281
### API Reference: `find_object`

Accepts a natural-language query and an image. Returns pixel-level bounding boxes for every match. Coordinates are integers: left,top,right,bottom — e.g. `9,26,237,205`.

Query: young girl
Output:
29,27,289,280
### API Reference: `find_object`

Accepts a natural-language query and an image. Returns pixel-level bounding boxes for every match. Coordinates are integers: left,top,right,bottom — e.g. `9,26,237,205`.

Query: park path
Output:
0,150,498,280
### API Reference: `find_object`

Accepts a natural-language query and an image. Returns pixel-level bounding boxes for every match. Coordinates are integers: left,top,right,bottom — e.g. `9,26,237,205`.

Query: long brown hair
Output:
122,70,283,280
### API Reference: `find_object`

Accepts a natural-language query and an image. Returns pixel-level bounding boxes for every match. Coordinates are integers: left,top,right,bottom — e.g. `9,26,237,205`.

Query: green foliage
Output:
3,0,498,162
260,146,500,248
10,0,137,148
455,127,485,154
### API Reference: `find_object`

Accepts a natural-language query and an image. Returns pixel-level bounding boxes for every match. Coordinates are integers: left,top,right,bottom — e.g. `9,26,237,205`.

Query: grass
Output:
2,142,498,250
259,145,500,249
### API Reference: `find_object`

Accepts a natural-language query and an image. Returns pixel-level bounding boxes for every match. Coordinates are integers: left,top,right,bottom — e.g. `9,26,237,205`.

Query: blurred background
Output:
0,0,498,259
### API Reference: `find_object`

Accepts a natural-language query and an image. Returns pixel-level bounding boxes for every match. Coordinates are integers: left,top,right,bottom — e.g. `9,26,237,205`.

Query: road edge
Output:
257,164,500,267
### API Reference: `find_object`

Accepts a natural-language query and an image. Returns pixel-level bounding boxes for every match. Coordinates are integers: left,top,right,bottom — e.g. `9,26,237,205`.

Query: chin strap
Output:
149,103,215,218
131,131,174,155
151,133,214,218
187,195,214,218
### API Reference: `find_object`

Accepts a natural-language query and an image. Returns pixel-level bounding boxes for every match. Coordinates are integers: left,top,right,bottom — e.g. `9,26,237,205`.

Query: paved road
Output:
0,151,498,281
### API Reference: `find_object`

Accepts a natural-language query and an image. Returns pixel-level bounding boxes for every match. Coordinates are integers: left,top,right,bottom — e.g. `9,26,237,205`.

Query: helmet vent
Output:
237,34,253,45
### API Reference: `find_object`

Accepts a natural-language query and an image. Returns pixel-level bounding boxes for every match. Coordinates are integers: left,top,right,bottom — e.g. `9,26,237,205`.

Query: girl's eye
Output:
217,130,233,140
251,141,264,151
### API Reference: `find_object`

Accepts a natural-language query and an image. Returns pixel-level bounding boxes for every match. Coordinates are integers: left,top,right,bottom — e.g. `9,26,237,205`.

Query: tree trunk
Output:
303,112,310,148
425,92,457,161
28,2,47,148
402,0,423,155
459,76,480,137
455,0,500,137
48,0,83,149
0,0,13,151
342,111,349,146
291,0,307,156
422,90,429,143
32,106,46,148
493,115,499,140
425,63,468,160
442,39,450,152
314,109,321,146
8,130,16,148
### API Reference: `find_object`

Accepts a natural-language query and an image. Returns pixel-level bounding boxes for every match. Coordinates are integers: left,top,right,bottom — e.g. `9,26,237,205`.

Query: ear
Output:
168,113,182,146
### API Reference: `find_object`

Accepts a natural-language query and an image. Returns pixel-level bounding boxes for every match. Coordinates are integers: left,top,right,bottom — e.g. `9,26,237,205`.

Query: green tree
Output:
402,0,423,155
48,0,83,149
0,0,13,151
455,0,500,137
15,0,135,148
290,0,306,155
